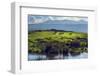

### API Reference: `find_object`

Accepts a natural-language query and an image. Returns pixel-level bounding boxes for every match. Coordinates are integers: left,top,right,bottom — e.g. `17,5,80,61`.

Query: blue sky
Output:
28,15,88,33
28,15,88,24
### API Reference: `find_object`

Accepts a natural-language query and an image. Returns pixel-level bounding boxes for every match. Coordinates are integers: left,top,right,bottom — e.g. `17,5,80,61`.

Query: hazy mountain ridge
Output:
28,16,88,33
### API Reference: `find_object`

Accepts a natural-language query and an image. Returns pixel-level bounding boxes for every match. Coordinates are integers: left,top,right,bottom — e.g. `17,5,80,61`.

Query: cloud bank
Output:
28,15,88,24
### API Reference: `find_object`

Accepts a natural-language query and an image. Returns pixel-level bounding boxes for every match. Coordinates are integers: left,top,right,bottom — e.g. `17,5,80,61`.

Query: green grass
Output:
28,31,87,42
28,30,88,54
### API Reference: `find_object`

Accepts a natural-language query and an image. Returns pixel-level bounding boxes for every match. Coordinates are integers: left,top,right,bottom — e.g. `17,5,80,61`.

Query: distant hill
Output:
30,29,73,32
28,19,88,33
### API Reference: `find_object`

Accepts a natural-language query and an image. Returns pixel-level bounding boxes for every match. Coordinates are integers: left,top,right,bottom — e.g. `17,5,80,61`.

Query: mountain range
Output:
28,17,88,33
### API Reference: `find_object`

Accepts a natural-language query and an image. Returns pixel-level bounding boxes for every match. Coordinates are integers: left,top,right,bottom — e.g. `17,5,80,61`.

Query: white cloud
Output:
29,16,48,24
48,16,87,21
48,16,54,20
31,18,48,24
29,16,87,24
48,16,67,20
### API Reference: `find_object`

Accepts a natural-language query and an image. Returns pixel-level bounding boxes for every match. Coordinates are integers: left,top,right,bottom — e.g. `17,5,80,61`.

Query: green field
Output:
28,30,88,59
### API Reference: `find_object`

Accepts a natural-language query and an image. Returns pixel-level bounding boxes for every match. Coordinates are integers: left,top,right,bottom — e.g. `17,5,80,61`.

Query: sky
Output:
28,15,88,33
28,15,88,24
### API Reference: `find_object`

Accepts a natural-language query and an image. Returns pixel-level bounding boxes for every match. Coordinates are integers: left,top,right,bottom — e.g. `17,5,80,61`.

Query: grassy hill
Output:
28,30,88,58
